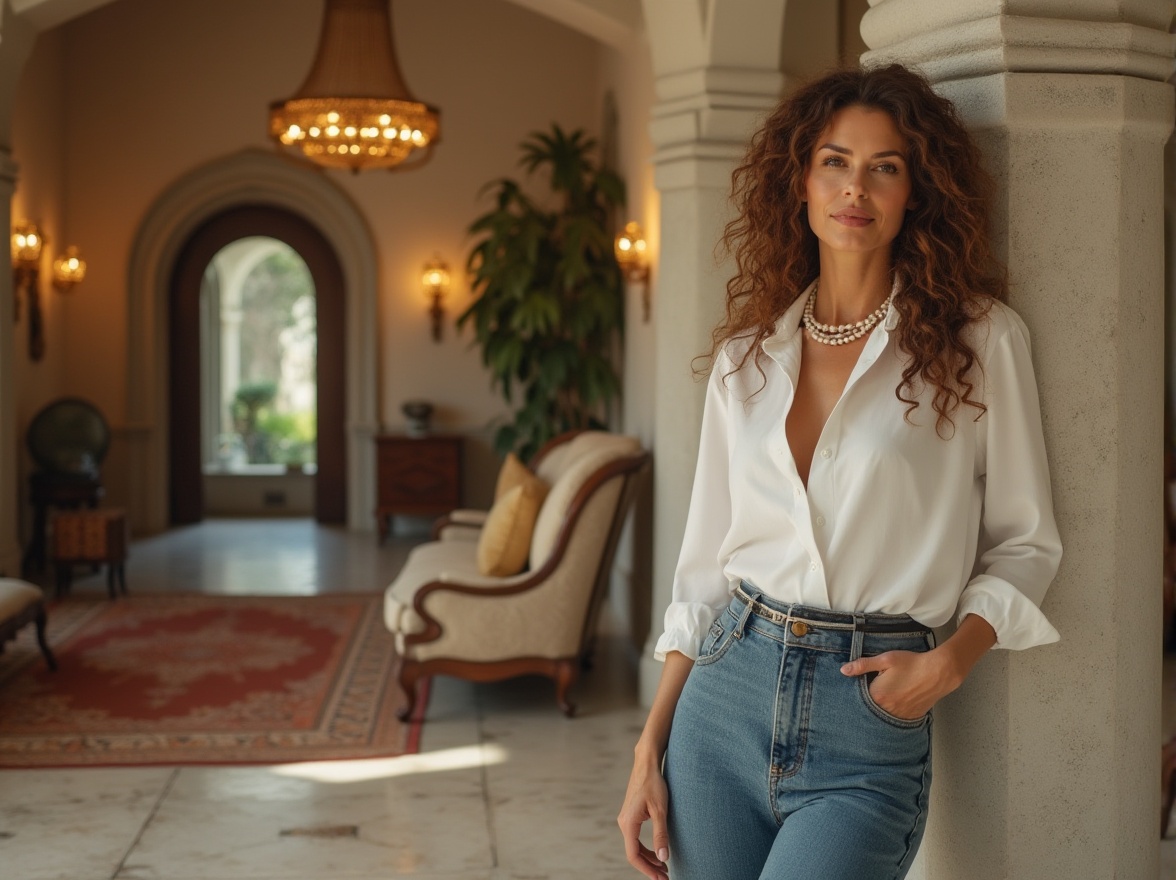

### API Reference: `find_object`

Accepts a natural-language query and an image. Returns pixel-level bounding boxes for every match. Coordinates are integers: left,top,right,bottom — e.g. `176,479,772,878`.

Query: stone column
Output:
0,148,19,577
639,65,785,698
863,3,1175,877
638,0,791,702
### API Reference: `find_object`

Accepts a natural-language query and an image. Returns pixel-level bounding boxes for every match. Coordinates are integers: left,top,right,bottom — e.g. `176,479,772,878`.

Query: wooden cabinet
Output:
375,434,463,541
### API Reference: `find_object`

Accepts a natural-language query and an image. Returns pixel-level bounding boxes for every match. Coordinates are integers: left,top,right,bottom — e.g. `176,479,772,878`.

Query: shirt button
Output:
820,448,832,459
794,487,801,497
810,562,818,572
815,515,826,527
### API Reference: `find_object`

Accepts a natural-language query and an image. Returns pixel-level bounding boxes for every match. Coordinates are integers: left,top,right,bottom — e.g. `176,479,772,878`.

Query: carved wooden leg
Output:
396,661,422,722
34,608,57,672
553,658,579,718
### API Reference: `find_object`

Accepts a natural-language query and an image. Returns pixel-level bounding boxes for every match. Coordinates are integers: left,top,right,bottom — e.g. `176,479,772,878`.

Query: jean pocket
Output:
694,616,735,667
857,671,931,730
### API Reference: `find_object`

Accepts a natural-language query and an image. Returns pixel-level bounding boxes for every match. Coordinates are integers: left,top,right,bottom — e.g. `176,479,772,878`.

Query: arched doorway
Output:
168,205,346,524
124,149,379,534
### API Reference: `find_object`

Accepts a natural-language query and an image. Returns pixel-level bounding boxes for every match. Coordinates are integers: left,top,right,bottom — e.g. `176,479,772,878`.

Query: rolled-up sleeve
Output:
654,351,738,661
956,313,1062,650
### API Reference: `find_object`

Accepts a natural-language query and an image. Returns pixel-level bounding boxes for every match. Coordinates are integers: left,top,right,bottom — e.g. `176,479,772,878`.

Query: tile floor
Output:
2,519,648,880
6,520,1174,878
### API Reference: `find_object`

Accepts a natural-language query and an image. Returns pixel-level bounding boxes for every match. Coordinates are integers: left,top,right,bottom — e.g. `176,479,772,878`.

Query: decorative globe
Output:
26,397,110,477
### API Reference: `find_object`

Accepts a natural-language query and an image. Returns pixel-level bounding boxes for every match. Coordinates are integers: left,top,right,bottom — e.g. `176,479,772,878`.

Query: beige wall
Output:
11,0,621,515
11,26,66,544
839,0,869,63
781,0,839,84
603,37,656,447
599,25,656,644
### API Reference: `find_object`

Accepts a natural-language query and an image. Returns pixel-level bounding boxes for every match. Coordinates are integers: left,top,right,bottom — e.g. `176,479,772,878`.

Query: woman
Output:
617,64,1061,880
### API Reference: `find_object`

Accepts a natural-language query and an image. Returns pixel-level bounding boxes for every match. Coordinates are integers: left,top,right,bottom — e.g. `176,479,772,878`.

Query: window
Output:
201,237,317,474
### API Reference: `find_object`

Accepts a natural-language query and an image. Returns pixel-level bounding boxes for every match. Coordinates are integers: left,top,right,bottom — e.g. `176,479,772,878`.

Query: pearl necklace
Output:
801,281,893,346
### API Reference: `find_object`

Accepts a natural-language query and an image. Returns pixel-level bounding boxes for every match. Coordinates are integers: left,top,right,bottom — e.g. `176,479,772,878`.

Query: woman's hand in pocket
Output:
841,614,1000,720
841,648,959,720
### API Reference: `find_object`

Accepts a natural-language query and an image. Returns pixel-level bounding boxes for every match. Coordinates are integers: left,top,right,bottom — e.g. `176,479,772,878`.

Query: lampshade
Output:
12,221,43,268
53,247,87,291
270,0,440,172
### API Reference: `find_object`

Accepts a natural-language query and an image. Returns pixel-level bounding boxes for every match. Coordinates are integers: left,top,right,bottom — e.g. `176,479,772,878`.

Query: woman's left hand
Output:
840,648,961,721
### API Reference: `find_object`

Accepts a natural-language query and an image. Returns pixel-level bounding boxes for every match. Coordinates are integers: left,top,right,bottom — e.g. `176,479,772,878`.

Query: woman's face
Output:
803,104,916,258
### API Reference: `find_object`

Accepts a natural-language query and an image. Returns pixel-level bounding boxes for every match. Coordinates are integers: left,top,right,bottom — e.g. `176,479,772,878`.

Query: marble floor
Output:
2,519,647,880
7,519,1174,878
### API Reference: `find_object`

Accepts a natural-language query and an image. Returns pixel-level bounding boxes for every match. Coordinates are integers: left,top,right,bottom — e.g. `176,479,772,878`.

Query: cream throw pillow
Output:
477,473,550,577
493,452,532,502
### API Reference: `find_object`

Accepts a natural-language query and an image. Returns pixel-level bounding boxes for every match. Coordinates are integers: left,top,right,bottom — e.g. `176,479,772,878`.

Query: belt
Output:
733,585,931,636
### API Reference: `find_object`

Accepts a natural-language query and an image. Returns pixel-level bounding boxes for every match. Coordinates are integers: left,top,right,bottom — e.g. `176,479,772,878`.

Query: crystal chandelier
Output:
270,0,440,172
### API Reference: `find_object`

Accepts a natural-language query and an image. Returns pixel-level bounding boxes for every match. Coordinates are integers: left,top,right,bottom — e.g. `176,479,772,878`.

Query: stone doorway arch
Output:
126,149,379,532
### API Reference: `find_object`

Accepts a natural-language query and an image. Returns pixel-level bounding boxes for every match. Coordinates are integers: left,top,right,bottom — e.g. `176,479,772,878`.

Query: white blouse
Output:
655,281,1062,661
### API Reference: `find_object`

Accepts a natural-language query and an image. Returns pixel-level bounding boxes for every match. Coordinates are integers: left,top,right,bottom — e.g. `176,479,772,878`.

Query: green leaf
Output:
464,122,627,455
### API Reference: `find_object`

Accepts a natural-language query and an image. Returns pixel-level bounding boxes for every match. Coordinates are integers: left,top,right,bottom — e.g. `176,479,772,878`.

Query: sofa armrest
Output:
430,509,489,541
438,569,528,588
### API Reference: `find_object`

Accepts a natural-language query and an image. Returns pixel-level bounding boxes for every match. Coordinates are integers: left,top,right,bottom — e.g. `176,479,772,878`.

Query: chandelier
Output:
270,0,440,172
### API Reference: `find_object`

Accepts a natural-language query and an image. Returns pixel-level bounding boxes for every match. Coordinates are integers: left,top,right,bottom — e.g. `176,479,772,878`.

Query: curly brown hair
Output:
711,63,1005,435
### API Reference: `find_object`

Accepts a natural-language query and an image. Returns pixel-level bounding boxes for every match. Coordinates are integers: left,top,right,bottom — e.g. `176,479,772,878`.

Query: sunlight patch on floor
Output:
267,742,509,784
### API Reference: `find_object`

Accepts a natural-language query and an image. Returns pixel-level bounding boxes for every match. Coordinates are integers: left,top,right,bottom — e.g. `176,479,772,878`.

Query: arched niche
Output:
126,148,379,532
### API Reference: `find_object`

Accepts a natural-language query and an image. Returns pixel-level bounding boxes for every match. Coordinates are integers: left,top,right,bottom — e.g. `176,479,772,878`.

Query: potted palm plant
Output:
459,125,626,460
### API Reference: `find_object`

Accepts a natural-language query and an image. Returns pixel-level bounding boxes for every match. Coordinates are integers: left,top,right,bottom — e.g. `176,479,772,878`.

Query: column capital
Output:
650,64,783,190
862,2,1176,83
939,71,1174,134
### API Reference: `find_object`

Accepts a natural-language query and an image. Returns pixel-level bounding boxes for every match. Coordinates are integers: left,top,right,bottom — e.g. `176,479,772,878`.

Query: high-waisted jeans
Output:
664,584,935,880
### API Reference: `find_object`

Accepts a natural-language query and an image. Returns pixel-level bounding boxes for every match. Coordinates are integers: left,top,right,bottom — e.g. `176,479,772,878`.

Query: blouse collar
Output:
761,275,902,359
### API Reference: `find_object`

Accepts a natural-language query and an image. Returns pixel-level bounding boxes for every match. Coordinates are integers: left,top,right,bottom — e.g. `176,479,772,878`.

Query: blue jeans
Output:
664,585,935,880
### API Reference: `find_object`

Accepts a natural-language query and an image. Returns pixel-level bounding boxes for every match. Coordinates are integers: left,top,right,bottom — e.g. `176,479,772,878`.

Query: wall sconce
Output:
421,255,450,342
11,221,45,361
10,223,86,361
614,221,651,322
52,246,87,291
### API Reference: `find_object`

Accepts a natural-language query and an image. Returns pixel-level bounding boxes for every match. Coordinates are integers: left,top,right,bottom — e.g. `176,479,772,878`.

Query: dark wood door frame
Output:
168,204,347,524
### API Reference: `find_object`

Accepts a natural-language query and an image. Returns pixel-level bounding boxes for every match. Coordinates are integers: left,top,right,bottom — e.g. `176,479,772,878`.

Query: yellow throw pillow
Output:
477,474,550,577
493,452,532,502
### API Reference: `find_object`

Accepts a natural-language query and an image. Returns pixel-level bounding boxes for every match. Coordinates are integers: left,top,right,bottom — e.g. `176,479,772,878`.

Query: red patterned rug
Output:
0,595,426,768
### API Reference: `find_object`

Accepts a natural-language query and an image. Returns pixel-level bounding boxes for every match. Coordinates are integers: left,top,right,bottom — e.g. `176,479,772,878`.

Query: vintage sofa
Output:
384,430,649,718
